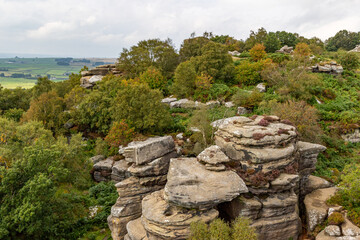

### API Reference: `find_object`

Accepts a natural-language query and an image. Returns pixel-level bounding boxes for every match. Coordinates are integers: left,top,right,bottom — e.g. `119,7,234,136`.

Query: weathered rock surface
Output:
123,136,175,165
342,216,360,237
164,158,247,209
304,187,338,231
271,173,299,192
276,45,293,54
142,190,219,240
219,196,262,220
304,175,332,195
342,129,360,143
237,106,251,115
111,160,132,182
256,83,266,92
311,62,343,74
125,218,147,240
325,225,342,237
80,64,119,88
90,155,105,164
197,145,230,165
93,157,114,182
350,45,360,53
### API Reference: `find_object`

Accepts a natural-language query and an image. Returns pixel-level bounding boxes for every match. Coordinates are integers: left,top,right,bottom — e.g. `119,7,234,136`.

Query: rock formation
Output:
276,45,294,54
80,64,122,88
350,45,360,53
311,62,343,74
107,136,177,240
116,115,329,240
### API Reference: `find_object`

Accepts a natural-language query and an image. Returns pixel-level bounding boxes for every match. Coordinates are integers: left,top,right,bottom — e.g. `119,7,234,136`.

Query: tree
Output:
0,87,31,112
191,41,235,84
170,61,197,98
325,30,360,51
117,38,179,79
264,32,281,53
139,66,167,91
23,91,66,133
275,31,299,47
180,36,210,61
112,84,172,133
244,27,268,50
293,42,311,58
32,76,53,99
249,43,267,61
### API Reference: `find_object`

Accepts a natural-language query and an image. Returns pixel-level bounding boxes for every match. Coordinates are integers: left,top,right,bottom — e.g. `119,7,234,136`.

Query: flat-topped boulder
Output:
164,158,248,209
123,136,175,165
142,190,219,240
304,187,338,231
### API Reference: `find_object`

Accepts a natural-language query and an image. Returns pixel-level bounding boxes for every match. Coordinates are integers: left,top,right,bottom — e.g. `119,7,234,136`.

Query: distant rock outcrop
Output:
311,62,343,74
350,45,360,52
80,64,122,88
276,45,294,54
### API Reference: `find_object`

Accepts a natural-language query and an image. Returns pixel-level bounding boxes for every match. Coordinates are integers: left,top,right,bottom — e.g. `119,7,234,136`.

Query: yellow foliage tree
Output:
249,43,266,61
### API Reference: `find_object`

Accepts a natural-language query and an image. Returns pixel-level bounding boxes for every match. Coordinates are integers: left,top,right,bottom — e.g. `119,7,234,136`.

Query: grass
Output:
0,57,115,89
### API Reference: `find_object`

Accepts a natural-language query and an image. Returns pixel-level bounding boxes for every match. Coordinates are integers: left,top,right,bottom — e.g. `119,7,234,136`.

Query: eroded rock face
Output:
80,64,119,88
142,190,219,240
342,129,360,143
304,187,338,231
164,158,248,209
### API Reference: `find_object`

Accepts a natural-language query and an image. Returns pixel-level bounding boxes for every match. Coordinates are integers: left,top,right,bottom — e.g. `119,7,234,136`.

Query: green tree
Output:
23,91,66,133
112,84,172,133
245,27,268,50
326,30,360,51
180,36,210,61
0,87,31,112
139,66,167,91
275,31,299,47
249,43,267,61
117,38,179,79
191,41,235,84
171,61,197,98
264,32,281,53
32,76,53,99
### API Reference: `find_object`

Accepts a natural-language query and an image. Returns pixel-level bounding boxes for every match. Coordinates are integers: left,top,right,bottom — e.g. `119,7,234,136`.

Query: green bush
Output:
340,52,360,71
112,84,172,133
327,212,345,225
232,89,263,108
139,66,168,91
188,217,258,240
3,108,25,122
235,59,272,86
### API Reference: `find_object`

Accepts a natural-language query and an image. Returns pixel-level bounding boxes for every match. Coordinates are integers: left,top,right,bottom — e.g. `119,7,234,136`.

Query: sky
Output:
0,0,359,58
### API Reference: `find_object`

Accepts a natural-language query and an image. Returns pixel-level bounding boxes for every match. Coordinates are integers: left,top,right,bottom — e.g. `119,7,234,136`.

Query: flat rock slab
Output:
304,187,338,232
123,136,175,165
271,173,299,192
142,190,218,240
304,175,332,195
164,158,248,209
93,157,114,171
197,145,230,165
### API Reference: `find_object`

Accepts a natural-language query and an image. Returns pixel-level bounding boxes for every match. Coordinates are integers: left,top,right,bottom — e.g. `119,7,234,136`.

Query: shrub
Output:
231,217,258,240
188,217,258,240
340,52,360,71
294,42,311,58
235,59,272,86
249,43,266,61
139,66,167,91
195,73,213,90
112,84,172,133
105,120,135,154
267,100,323,143
327,212,345,225
231,90,263,108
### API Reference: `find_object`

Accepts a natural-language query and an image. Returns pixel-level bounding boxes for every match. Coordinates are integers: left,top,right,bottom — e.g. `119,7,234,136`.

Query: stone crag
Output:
105,116,334,240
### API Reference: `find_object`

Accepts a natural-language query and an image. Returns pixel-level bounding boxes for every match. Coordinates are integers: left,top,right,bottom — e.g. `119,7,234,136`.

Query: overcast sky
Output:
0,0,359,57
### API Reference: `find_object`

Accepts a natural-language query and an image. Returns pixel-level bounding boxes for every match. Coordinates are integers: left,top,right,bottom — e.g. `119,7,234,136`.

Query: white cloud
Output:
0,0,359,57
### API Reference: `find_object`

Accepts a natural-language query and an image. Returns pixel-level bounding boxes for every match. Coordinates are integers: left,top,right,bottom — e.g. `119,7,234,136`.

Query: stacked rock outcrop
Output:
107,136,177,240
121,116,327,240
80,64,122,88
276,45,294,54
311,62,343,74
92,156,131,183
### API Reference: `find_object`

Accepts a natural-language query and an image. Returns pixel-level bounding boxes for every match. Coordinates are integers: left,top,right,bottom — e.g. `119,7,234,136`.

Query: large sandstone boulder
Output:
304,187,338,231
123,136,175,165
142,190,219,240
164,158,248,209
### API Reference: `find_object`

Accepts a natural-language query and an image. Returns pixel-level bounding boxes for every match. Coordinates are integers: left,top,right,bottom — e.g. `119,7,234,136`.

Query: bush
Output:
266,100,323,143
105,120,135,154
112,84,172,133
327,212,345,225
249,43,266,61
235,59,272,86
188,217,258,240
294,42,311,58
232,89,263,108
340,52,360,71
139,66,167,91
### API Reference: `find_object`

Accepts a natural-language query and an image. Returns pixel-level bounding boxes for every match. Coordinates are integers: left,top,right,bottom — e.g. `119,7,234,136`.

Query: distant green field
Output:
0,57,115,89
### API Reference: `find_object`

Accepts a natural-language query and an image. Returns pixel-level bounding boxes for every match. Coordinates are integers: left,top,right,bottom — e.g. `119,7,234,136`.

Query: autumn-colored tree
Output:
139,66,167,91
105,120,135,150
249,43,266,61
23,91,66,133
195,73,213,90
294,42,311,58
